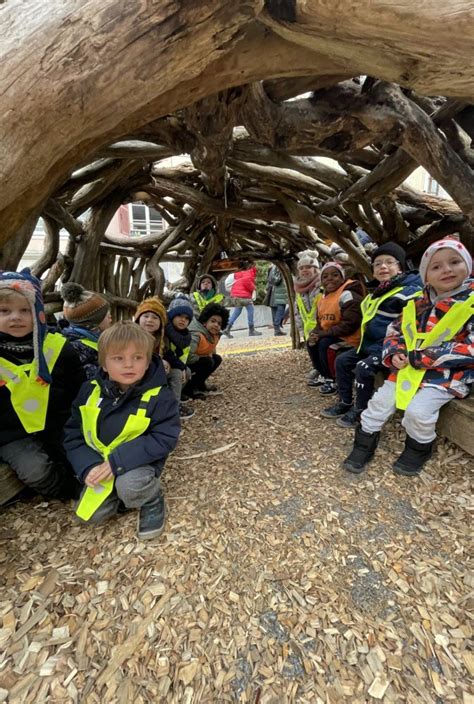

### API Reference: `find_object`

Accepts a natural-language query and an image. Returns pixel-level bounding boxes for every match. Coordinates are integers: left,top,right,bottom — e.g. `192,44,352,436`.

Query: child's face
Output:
372,255,401,283
200,278,213,291
98,311,113,332
321,267,344,293
103,342,149,391
0,292,33,337
172,314,190,331
425,248,468,294
204,315,223,335
138,311,161,334
298,264,316,279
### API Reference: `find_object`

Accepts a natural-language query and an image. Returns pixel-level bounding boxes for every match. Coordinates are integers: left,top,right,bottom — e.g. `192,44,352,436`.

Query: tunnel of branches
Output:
1,2,473,335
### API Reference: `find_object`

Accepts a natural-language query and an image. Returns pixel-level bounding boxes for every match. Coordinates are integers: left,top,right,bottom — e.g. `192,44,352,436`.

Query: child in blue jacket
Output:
64,322,180,539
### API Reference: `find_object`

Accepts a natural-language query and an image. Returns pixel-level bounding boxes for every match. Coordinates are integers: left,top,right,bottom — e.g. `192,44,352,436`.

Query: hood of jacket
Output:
195,273,218,292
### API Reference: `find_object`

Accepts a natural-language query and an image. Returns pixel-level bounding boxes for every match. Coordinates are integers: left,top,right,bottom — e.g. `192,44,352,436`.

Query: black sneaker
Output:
319,381,337,395
179,403,195,420
138,492,166,540
307,375,325,387
337,407,362,428
321,401,351,418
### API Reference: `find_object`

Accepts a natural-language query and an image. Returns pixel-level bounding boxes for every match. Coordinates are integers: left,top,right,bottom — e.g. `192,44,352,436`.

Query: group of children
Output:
0,237,472,539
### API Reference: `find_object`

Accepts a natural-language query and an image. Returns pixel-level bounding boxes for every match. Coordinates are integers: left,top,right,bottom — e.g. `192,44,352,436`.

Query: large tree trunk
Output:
1,1,473,246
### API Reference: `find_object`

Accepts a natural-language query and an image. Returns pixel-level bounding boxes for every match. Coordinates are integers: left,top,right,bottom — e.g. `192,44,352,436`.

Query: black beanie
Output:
371,242,406,270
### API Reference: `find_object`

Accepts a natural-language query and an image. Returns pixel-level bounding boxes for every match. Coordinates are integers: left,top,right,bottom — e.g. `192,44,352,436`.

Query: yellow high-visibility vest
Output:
357,288,422,352
170,341,190,364
80,338,98,351
395,293,474,410
192,291,224,312
0,332,66,433
75,381,162,520
296,292,321,340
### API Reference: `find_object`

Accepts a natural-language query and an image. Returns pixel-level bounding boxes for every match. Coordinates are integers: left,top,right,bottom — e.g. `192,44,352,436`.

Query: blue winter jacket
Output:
359,271,422,357
63,356,180,482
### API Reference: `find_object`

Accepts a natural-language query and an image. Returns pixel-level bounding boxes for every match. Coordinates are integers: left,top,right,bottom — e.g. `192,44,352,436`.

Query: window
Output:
424,175,449,199
129,204,163,236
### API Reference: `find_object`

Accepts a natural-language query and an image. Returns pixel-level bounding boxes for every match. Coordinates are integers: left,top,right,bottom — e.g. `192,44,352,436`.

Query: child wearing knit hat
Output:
344,237,474,477
162,296,196,416
60,282,112,380
134,297,167,355
0,269,86,501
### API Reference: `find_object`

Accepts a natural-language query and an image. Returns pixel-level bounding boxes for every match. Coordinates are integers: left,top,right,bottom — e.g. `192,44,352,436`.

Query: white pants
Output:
361,380,452,443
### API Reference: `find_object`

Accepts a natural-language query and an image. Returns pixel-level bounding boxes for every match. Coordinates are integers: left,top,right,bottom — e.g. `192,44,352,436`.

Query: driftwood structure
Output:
0,1,473,316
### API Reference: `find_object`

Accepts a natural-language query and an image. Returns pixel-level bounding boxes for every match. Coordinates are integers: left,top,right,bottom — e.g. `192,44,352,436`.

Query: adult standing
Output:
223,260,262,337
265,264,288,336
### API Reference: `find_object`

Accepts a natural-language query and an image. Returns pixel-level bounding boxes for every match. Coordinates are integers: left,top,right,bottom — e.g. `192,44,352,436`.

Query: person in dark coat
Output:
64,322,180,539
0,269,86,500
265,265,288,336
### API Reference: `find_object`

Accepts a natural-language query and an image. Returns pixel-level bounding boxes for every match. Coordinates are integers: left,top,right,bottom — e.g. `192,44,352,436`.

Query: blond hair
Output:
98,321,155,366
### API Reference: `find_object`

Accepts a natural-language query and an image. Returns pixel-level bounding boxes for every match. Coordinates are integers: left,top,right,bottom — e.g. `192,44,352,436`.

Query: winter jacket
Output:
359,271,422,357
192,274,224,314
187,319,219,365
0,332,86,452
315,280,364,345
230,267,257,299
63,357,180,482
162,320,192,371
59,322,101,380
383,278,474,398
266,266,288,307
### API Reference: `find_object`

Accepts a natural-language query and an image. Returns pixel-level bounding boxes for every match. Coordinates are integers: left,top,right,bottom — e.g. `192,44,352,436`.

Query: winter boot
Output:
274,327,287,336
222,326,233,338
393,436,435,476
249,326,262,336
138,490,166,539
343,427,380,474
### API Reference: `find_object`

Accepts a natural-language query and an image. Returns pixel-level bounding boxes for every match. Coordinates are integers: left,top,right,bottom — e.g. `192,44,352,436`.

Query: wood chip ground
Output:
0,348,472,703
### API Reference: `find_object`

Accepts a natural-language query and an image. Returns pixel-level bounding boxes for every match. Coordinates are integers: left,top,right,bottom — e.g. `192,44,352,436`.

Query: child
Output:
322,243,422,427
163,297,195,418
183,303,228,399
293,251,322,384
307,262,364,395
192,274,224,315
343,238,474,476
133,296,167,355
60,282,112,379
223,260,261,337
64,322,180,538
0,269,85,499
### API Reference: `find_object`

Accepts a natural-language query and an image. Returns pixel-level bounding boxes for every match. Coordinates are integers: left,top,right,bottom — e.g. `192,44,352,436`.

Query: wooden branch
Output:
43,199,85,238
31,216,60,278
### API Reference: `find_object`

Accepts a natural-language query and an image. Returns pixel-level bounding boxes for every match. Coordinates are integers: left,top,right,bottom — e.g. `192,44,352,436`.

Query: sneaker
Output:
138,492,166,539
321,401,351,418
307,369,319,379
179,403,195,420
336,407,362,428
307,375,325,387
190,390,207,400
319,381,338,395
203,388,224,396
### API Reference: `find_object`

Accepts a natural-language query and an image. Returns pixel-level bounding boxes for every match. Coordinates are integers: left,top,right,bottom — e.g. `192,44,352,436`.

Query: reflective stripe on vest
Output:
170,341,190,364
80,338,98,351
296,292,321,340
395,292,474,410
75,381,162,520
0,332,66,433
357,288,423,352
193,291,224,312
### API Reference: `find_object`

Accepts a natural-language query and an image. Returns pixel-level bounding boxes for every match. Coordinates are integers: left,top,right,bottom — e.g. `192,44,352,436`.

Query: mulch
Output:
0,348,472,703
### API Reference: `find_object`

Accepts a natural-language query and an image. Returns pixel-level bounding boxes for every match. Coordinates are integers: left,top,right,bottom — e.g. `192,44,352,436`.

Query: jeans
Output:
229,301,254,328
271,304,286,329
77,463,163,524
183,354,222,394
307,335,341,380
361,380,452,443
336,348,382,410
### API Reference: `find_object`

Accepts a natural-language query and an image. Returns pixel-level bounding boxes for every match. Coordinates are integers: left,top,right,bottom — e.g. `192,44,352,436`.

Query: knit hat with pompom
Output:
61,282,109,328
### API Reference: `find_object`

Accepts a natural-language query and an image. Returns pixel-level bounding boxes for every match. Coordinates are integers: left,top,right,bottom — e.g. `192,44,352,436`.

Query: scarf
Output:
294,272,321,294
368,272,407,299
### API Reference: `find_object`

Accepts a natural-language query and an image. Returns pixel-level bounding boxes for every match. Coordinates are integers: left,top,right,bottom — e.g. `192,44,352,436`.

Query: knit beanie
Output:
371,242,406,270
0,268,51,383
167,295,194,322
419,237,472,284
321,261,346,279
297,250,319,270
61,282,109,327
134,296,167,324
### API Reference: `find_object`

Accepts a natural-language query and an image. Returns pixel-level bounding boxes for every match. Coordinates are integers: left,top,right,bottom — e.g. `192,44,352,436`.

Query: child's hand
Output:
392,353,408,370
163,360,171,374
85,461,113,487
181,369,187,383
307,331,318,346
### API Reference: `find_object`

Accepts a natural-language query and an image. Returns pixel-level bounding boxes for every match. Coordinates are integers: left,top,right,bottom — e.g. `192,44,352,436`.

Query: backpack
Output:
224,273,235,294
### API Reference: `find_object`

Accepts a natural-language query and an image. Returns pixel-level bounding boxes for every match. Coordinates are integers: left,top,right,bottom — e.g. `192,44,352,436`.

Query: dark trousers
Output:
184,354,222,394
336,348,382,409
271,304,286,329
307,335,341,380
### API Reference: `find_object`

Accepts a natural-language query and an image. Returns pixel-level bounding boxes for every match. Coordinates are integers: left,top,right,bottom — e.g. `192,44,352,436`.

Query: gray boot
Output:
249,326,262,336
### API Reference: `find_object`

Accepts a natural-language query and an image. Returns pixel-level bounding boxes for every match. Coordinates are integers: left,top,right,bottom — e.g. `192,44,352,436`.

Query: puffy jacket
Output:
359,271,422,357
267,266,288,306
64,357,180,482
383,278,474,398
187,319,219,365
230,267,257,299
